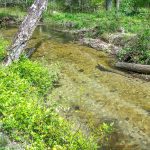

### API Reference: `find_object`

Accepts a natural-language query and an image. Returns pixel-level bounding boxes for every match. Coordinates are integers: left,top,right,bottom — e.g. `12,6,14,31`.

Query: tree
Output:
120,0,150,14
4,0,48,66
105,0,112,10
105,0,121,11
114,0,121,11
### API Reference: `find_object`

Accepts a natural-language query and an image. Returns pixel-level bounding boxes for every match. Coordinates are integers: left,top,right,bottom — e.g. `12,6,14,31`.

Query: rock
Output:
79,38,121,55
54,27,97,39
117,27,125,33
79,32,137,56
101,32,137,47
62,21,77,28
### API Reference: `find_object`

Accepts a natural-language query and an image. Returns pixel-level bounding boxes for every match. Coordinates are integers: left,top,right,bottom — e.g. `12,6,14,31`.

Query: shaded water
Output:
1,25,150,150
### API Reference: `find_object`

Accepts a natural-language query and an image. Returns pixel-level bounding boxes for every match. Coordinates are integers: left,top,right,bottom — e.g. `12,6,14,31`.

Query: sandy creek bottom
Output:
1,25,150,150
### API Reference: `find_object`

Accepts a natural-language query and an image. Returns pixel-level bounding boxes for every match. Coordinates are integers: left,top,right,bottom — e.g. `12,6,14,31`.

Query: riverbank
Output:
45,11,150,77
0,7,25,27
0,7,149,66
1,24,150,150
46,11,150,64
44,10,149,34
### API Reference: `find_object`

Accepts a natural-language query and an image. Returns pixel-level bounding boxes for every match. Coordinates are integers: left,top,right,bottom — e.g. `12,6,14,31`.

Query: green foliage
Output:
96,11,120,35
119,11,149,33
0,7,26,21
0,60,97,149
45,8,149,35
48,0,104,12
118,29,150,64
10,58,59,95
98,122,114,146
0,0,34,8
120,0,150,15
120,0,136,14
89,121,114,148
45,11,120,34
0,39,97,149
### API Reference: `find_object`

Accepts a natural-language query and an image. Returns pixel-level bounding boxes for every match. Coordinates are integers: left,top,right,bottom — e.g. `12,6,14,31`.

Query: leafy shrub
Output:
0,59,97,149
96,14,120,35
10,58,59,95
120,0,150,15
118,29,150,64
0,37,97,149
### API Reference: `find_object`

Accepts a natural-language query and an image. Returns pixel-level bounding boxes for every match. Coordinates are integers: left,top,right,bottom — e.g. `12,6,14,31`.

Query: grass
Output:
117,29,150,64
0,7,26,20
44,9,150,34
0,37,97,149
0,6,149,35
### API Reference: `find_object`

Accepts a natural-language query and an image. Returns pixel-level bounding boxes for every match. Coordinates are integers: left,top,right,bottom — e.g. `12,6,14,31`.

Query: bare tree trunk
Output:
78,0,81,10
115,0,120,11
4,0,48,66
106,0,112,11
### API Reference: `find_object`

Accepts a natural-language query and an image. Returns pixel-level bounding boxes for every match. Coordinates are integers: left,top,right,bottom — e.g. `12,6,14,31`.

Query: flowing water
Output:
1,25,150,150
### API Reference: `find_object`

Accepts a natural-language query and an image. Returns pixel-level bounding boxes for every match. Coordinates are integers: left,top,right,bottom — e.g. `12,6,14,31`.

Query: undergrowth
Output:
118,29,150,64
0,7,26,19
44,9,149,35
0,38,97,150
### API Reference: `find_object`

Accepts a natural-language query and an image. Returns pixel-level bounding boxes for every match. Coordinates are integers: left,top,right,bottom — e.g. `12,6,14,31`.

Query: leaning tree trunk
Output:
4,0,48,66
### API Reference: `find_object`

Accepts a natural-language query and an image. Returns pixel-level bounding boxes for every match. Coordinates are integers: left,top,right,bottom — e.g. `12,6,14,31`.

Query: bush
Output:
96,12,120,35
0,59,97,149
120,0,150,15
0,38,97,149
10,58,59,95
118,29,150,64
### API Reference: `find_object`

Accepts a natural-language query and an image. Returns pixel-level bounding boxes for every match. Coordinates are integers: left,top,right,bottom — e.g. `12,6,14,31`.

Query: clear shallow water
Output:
1,25,150,149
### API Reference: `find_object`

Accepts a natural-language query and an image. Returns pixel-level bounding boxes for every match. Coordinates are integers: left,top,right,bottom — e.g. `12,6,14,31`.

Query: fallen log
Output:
116,62,150,74
96,63,150,81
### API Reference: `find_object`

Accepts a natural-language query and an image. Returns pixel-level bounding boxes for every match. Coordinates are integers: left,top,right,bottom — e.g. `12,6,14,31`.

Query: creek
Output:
1,25,150,150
